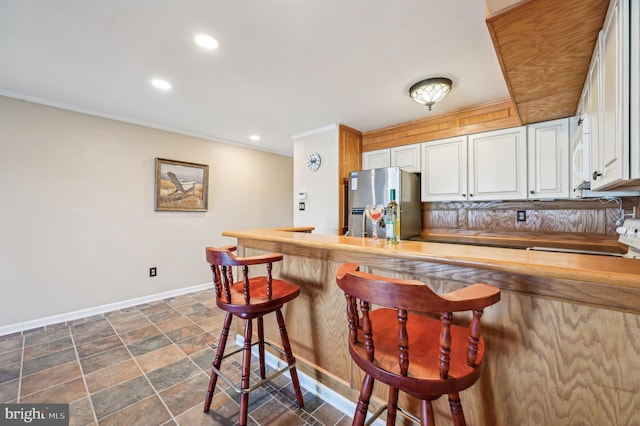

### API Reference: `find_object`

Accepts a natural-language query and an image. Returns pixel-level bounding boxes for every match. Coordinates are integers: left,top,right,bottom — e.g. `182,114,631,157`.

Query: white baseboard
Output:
0,282,214,337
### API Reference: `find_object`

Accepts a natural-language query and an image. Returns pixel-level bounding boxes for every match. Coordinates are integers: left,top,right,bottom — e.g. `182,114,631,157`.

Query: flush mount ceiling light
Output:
151,78,172,91
409,77,452,111
195,34,219,49
249,134,261,141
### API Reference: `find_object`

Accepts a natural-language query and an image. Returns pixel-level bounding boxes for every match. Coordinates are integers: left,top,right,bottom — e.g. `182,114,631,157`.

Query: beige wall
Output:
293,126,339,235
0,96,293,330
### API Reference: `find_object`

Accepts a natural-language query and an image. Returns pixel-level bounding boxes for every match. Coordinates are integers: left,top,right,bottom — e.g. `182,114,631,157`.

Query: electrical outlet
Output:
517,210,526,222
149,267,157,277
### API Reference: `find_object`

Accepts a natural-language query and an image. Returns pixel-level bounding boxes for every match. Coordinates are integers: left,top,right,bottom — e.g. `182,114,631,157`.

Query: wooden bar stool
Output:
204,246,304,425
336,263,500,426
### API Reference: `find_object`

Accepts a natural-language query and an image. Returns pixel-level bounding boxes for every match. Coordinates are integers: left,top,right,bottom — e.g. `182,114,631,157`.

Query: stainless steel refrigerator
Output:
347,167,422,240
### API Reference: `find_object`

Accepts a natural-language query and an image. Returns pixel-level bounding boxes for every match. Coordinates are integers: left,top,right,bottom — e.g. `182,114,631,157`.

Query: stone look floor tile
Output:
23,335,73,361
0,362,21,384
189,347,217,372
176,392,241,426
20,377,88,404
22,347,77,376
136,344,186,373
0,292,343,426
84,358,143,394
0,379,19,403
175,332,215,355
0,348,22,366
158,371,209,416
71,325,116,346
0,336,23,354
69,396,96,426
250,397,306,426
127,334,172,357
79,346,131,374
154,315,193,333
75,334,123,358
90,375,154,420
110,316,153,334
165,323,206,343
20,361,82,398
97,395,172,426
311,402,346,426
23,327,71,347
119,324,162,345
106,310,146,325
146,357,201,392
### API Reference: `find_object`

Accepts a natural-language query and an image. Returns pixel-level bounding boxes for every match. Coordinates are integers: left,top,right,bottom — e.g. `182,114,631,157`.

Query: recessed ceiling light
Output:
195,34,219,50
151,79,172,90
249,135,261,141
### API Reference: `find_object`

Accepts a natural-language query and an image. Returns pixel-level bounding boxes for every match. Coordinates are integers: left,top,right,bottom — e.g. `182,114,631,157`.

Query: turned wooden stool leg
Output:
354,374,374,426
204,312,233,412
239,319,253,426
257,316,266,379
275,308,304,407
420,400,435,426
387,387,399,425
448,392,466,426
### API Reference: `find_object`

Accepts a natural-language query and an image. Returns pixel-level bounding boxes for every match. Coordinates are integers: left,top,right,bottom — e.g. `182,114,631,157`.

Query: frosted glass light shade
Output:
409,78,452,110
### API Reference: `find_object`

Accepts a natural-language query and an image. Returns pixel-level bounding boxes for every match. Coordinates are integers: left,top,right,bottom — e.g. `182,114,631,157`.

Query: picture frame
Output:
155,158,209,212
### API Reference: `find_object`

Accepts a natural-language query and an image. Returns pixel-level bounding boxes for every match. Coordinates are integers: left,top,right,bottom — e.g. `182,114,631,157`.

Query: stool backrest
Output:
336,263,500,378
206,246,284,305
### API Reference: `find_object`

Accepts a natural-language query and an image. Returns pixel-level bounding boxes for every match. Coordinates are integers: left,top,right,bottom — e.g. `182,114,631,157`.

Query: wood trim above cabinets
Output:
361,98,521,152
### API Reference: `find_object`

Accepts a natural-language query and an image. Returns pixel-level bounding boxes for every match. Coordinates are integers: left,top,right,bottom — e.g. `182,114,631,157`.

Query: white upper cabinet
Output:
421,127,528,202
363,143,421,172
591,0,633,190
527,118,570,199
421,137,467,201
468,126,528,201
362,149,390,170
390,144,421,172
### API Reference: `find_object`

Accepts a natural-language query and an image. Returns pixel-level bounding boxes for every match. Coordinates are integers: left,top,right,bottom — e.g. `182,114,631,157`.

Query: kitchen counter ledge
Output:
223,227,640,312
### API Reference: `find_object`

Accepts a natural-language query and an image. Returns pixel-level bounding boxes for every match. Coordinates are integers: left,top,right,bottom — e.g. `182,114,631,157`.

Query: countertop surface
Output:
222,228,640,289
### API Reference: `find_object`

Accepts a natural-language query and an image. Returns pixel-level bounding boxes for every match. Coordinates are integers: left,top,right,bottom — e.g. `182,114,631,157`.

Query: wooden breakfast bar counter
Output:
222,228,640,425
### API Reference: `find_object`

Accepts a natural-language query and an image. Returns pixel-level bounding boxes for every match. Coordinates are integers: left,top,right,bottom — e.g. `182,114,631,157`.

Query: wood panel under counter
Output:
223,228,640,425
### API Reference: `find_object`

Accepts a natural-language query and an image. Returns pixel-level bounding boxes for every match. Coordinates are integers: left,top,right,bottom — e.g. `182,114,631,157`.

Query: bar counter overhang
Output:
222,227,640,425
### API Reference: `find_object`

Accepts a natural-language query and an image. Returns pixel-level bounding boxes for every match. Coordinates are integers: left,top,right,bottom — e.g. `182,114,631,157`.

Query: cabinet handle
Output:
592,171,602,180
462,193,466,197
530,190,535,195
469,193,474,197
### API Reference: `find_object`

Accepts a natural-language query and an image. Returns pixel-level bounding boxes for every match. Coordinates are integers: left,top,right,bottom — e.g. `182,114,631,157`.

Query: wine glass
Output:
365,204,385,243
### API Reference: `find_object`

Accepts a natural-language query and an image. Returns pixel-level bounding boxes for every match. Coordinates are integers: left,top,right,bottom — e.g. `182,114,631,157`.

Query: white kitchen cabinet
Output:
468,126,528,201
421,136,467,201
390,143,421,172
363,144,421,172
421,127,527,202
527,118,570,199
591,0,635,190
362,149,390,169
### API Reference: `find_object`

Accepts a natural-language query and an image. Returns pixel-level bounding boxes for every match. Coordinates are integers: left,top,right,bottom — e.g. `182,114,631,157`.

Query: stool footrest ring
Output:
211,340,296,395
365,403,421,426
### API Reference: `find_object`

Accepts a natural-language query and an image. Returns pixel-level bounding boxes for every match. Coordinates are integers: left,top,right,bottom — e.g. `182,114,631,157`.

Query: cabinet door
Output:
468,127,527,200
589,39,602,189
594,0,630,189
362,149,389,170
421,137,467,201
527,118,570,199
391,144,421,172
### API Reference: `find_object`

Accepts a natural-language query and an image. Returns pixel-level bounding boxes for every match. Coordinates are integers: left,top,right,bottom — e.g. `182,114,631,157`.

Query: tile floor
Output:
0,290,352,425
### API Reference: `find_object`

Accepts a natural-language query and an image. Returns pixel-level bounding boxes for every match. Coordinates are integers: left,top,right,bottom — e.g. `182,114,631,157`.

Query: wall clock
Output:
307,152,321,171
